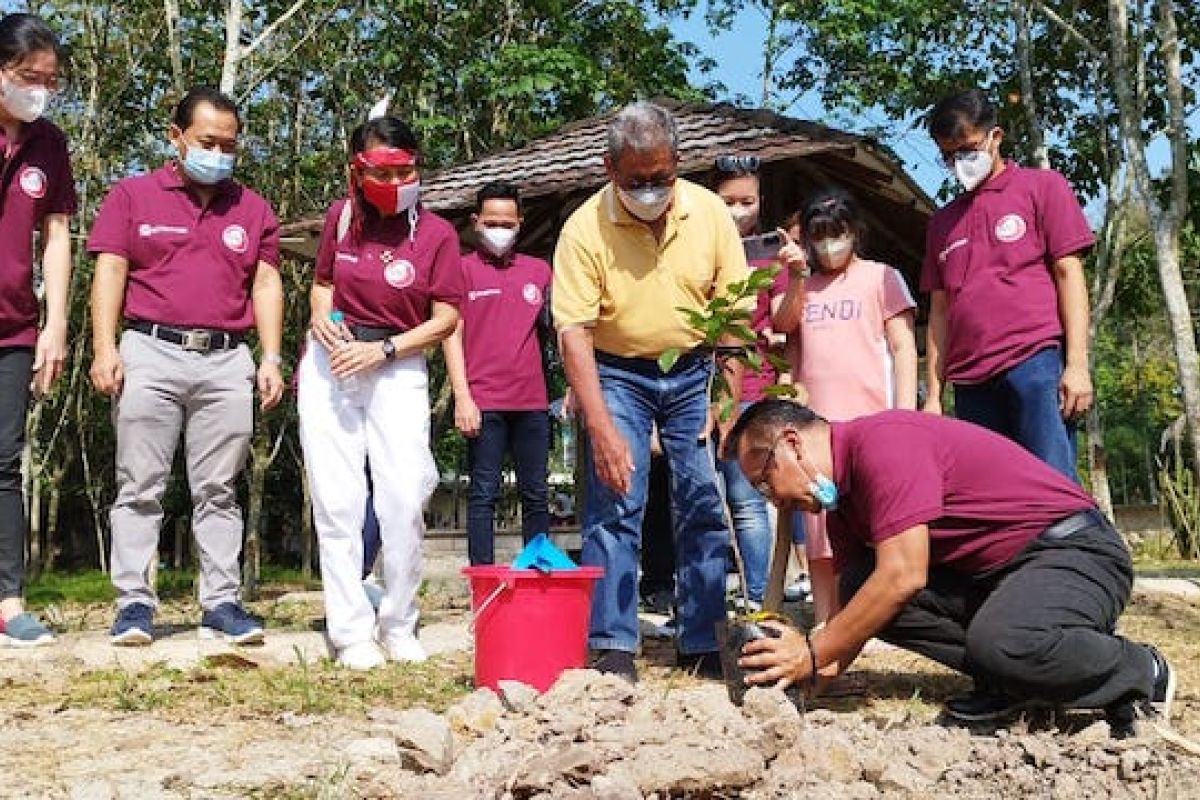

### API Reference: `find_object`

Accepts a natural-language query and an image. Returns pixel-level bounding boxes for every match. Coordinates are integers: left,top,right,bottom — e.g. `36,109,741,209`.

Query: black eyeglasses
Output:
752,431,788,498
715,155,761,175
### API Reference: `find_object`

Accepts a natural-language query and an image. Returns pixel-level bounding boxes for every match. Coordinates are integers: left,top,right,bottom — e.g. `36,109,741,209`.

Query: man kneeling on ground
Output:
727,399,1175,737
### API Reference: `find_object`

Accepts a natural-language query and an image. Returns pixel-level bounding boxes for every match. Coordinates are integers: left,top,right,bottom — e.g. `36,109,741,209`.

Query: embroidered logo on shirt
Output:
335,252,359,263
938,237,968,263
384,259,416,289
994,214,1027,243
18,167,47,199
468,288,501,302
522,283,542,305
138,223,190,238
222,224,249,254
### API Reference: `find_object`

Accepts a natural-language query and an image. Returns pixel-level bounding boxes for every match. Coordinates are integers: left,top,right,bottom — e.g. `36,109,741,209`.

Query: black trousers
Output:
0,347,33,600
841,519,1156,710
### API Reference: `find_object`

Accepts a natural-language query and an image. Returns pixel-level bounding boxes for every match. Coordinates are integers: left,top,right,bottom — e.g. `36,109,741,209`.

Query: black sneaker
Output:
677,650,723,680
944,690,1033,722
1106,698,1139,740
591,649,638,683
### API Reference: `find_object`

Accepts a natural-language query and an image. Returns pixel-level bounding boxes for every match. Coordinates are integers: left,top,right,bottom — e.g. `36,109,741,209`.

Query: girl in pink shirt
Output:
775,188,918,623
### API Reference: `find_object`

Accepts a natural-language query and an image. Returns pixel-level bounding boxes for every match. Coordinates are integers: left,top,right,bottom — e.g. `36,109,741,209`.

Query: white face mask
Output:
728,205,758,235
618,184,673,222
0,76,49,123
952,133,997,192
812,235,854,271
479,226,517,257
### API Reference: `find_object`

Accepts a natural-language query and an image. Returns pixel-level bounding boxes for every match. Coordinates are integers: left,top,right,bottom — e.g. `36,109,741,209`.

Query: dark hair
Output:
476,181,521,214
0,13,61,69
173,86,241,132
928,89,996,141
349,116,421,157
800,186,866,247
726,398,825,456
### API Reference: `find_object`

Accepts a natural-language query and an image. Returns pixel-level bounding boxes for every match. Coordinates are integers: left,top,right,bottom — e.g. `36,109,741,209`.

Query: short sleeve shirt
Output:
461,249,552,410
552,179,750,358
919,163,1095,384
826,410,1097,575
0,119,77,348
314,198,464,330
87,164,280,333
792,258,915,420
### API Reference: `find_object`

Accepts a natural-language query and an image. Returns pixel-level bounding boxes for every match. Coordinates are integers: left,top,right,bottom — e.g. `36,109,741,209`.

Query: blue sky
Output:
663,9,1191,218
664,11,951,199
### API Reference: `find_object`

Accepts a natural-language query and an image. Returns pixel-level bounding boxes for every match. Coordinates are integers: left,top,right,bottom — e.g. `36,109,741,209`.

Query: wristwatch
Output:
381,338,397,361
263,353,283,366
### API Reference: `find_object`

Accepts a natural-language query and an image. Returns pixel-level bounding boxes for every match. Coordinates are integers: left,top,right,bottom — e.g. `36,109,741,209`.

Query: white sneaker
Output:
385,633,427,663
336,641,386,671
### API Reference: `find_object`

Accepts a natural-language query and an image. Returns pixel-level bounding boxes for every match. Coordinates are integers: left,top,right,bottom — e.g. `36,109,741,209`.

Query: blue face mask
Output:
182,146,236,185
810,473,839,511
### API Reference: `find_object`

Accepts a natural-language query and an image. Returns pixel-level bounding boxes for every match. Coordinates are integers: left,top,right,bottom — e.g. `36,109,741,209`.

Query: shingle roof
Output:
280,99,934,274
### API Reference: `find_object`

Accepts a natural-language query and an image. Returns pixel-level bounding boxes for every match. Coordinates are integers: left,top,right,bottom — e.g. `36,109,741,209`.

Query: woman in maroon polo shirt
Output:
297,116,464,671
0,13,75,647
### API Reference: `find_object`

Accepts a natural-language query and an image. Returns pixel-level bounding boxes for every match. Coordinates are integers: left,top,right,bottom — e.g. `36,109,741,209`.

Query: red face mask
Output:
353,147,420,217
360,176,421,217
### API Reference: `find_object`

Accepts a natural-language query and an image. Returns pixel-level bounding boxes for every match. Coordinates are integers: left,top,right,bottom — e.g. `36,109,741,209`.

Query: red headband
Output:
353,147,418,170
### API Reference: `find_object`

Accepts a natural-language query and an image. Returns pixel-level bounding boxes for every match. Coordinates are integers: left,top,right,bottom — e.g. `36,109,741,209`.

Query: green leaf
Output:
719,396,737,422
767,353,792,374
658,348,682,374
763,384,800,399
727,323,757,343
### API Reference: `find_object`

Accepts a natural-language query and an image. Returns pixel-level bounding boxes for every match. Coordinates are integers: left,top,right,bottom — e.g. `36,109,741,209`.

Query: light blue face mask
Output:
182,146,236,185
810,472,839,511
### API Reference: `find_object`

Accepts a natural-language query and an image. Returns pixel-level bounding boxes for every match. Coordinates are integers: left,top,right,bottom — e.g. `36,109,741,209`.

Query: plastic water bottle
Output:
329,310,360,397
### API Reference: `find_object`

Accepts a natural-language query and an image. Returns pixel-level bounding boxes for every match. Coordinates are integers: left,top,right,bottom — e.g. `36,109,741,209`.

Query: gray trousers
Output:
110,330,254,610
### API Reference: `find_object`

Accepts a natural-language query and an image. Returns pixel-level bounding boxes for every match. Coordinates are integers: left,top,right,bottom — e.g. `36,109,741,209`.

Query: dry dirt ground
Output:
1,574,1198,799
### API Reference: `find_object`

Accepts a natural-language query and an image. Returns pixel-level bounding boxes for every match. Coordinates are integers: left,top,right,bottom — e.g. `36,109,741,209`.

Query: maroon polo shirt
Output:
920,162,1095,384
87,164,280,333
460,249,551,411
826,410,1096,575
742,260,788,403
314,198,464,331
0,119,77,348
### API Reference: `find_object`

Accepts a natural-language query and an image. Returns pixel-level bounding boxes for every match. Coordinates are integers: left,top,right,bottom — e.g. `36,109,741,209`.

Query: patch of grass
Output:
8,651,476,719
26,568,199,607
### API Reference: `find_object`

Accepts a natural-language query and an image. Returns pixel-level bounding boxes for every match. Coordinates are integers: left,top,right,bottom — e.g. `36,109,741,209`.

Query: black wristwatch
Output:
381,338,397,361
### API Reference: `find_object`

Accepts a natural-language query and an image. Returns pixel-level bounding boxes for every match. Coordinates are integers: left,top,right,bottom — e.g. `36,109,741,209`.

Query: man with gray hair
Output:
552,101,750,681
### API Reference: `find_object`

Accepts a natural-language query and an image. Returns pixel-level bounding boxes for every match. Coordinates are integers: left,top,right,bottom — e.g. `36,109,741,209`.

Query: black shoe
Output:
677,650,723,680
1106,698,1139,740
1147,645,1177,722
590,649,638,683
944,690,1033,722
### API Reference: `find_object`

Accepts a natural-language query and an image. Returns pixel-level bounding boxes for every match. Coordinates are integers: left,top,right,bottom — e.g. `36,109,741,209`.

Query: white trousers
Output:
297,337,438,650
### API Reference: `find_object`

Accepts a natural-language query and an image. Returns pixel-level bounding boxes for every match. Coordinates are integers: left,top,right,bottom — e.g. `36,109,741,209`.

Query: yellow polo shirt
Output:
552,179,750,358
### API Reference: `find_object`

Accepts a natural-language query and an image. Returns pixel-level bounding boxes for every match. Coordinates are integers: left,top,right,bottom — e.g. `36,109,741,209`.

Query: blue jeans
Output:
466,410,551,565
953,347,1078,482
717,403,771,603
584,352,730,655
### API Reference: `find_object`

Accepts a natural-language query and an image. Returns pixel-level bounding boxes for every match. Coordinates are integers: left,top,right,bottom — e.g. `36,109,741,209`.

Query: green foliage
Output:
659,264,796,419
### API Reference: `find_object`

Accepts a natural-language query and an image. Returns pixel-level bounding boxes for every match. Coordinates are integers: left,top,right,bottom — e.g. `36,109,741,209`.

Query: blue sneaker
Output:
111,603,154,646
0,612,55,647
199,603,264,645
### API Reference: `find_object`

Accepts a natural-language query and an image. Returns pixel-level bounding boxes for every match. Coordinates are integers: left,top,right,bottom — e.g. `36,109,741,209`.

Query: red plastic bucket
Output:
463,565,604,692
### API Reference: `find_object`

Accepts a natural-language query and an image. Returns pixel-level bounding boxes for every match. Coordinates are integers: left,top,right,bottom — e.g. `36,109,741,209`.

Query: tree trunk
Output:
220,0,243,94
243,457,267,599
300,464,314,580
1014,0,1050,169
1108,0,1199,469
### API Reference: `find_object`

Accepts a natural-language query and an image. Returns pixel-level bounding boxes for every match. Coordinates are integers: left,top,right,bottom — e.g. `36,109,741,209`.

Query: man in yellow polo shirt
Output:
553,101,749,682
